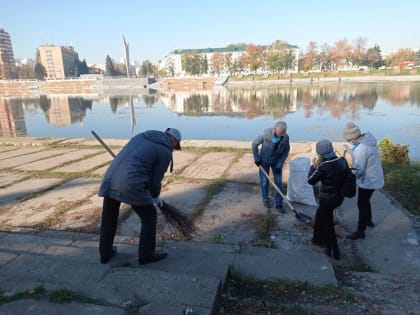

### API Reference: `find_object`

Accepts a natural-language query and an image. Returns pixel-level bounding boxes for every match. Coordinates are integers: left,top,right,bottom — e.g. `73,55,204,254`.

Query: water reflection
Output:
160,87,298,118
160,83,420,119
0,82,419,160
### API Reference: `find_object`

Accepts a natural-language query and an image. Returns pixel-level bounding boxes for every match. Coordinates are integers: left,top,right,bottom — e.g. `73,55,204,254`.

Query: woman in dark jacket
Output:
307,139,347,260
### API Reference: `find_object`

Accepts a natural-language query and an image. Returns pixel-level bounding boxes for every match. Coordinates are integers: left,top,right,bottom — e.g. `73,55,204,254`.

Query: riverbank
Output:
2,74,420,98
225,74,420,87
0,137,419,314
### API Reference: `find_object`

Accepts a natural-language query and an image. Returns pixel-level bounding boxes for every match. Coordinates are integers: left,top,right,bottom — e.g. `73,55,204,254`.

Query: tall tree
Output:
332,38,353,69
16,64,35,79
34,49,46,80
301,41,319,71
105,55,117,76
140,60,154,77
352,37,367,67
79,59,89,75
363,45,383,68
182,51,206,75
224,53,232,74
211,53,223,74
244,44,264,73
319,43,333,71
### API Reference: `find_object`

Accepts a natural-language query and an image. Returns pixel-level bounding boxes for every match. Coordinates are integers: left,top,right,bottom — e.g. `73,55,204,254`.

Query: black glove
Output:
254,161,261,167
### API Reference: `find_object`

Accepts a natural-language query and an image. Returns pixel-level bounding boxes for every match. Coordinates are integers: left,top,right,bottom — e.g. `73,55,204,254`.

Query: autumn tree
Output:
352,37,367,67
224,53,232,73
243,44,264,73
332,38,353,69
385,48,414,68
211,53,224,74
301,41,319,72
319,43,333,71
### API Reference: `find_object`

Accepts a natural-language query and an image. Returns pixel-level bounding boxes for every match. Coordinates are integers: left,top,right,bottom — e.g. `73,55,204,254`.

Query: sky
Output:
2,0,420,66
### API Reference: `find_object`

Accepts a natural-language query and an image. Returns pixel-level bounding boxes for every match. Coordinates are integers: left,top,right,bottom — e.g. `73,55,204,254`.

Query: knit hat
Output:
166,128,182,150
316,139,333,155
343,122,361,141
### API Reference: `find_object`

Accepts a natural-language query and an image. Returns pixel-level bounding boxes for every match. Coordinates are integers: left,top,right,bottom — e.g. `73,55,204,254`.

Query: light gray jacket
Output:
351,132,384,190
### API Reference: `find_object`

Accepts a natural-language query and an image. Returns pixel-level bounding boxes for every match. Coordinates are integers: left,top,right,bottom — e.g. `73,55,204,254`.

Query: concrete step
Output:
0,232,224,315
233,245,337,286
0,230,338,314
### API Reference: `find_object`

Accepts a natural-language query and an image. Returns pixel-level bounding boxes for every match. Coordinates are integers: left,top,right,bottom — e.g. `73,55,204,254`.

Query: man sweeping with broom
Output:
98,128,182,265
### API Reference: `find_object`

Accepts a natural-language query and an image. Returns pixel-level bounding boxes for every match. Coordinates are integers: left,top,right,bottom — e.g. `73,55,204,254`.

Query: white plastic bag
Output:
286,157,317,206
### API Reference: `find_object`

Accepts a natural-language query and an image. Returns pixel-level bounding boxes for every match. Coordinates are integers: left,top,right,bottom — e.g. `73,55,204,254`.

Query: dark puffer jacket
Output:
98,130,173,205
307,156,347,202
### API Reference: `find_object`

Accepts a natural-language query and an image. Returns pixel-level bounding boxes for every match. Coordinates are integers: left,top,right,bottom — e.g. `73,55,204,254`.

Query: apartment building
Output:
159,44,299,76
0,28,16,79
39,45,79,79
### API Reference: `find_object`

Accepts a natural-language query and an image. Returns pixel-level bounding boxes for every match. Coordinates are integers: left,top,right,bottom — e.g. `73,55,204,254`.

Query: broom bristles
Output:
158,201,198,239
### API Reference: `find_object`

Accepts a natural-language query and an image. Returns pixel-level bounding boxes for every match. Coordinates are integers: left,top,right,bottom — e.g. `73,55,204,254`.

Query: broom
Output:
91,130,198,239
158,201,198,239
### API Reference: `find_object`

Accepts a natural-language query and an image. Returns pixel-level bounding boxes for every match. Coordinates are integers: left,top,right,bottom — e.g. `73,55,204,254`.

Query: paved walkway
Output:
0,137,419,314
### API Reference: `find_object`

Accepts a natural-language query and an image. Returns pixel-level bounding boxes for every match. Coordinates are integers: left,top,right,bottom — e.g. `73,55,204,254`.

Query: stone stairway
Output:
0,230,336,315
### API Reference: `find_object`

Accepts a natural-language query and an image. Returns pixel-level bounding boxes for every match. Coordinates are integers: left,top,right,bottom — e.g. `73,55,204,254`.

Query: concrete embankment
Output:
0,137,419,314
225,74,420,87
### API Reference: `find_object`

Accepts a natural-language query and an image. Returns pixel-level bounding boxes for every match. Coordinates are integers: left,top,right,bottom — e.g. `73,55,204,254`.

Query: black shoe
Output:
366,221,375,228
138,252,167,265
324,249,332,258
347,231,365,240
100,246,117,264
311,238,325,247
276,204,286,214
263,200,272,208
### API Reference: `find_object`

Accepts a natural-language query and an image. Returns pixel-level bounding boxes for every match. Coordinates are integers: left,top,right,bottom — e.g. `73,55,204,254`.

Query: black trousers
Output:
313,196,343,259
99,196,157,261
357,187,375,232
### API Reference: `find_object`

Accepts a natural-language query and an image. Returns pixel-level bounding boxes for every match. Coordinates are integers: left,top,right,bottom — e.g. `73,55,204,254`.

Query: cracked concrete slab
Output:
181,151,237,179
0,171,27,186
53,152,112,173
0,178,101,227
14,149,101,171
1,148,72,168
226,152,259,183
194,182,267,244
0,147,45,162
0,178,64,206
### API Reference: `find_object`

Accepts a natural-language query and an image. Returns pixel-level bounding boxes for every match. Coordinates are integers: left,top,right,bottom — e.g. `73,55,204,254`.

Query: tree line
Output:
11,37,420,80
299,37,420,71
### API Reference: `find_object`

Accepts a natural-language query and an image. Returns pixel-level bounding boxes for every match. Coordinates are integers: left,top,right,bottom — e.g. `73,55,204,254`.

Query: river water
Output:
1,81,420,161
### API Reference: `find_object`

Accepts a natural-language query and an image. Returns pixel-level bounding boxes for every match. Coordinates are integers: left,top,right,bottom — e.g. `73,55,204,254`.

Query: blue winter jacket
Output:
252,128,290,169
98,130,173,205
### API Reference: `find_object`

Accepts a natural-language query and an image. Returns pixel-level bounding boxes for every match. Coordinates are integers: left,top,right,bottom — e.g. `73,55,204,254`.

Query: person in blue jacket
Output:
252,121,290,212
98,128,182,264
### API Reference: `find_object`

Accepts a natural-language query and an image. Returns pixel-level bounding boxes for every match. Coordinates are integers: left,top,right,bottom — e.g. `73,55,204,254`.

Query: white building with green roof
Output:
159,43,299,77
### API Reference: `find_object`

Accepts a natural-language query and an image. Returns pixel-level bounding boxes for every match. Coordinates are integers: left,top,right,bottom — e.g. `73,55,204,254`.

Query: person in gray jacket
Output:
343,122,384,240
252,121,290,212
98,128,182,264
